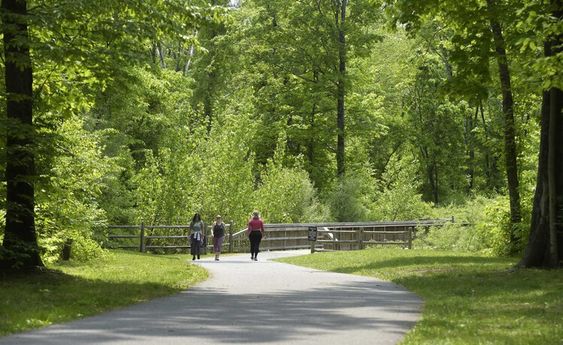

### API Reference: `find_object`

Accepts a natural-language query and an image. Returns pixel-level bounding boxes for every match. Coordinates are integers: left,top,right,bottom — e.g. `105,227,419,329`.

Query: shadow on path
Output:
1,252,422,345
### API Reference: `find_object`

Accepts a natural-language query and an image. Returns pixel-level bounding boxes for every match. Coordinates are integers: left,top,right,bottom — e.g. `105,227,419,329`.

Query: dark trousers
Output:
249,231,262,257
191,238,202,257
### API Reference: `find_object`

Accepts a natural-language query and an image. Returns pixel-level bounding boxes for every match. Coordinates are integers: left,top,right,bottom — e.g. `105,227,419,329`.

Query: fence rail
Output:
106,223,233,253
229,218,454,252
106,218,454,253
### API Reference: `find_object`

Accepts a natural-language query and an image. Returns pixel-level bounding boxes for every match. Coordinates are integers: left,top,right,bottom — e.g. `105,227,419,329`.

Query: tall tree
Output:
1,0,43,270
403,58,467,204
519,0,562,268
1,0,218,268
232,0,379,185
486,0,522,231
388,0,523,238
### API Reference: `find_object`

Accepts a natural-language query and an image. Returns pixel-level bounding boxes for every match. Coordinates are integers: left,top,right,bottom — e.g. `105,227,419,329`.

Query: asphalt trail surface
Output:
1,250,422,344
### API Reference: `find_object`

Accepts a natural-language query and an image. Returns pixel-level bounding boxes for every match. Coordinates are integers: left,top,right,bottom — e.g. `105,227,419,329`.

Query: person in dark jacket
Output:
212,215,226,261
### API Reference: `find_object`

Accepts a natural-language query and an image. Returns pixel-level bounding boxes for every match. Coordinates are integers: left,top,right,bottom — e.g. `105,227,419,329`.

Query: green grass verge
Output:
278,248,563,345
0,250,207,336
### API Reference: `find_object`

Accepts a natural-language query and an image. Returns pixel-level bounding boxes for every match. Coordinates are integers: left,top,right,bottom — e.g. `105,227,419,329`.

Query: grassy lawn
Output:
0,250,207,336
278,248,563,345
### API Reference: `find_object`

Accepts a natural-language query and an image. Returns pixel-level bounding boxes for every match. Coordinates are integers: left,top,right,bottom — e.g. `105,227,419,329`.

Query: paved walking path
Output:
1,250,422,345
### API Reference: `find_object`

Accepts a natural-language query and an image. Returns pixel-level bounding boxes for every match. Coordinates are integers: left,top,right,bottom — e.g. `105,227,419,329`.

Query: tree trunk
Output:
432,161,439,204
184,42,195,75
547,83,561,267
204,1,220,135
486,0,522,245
1,0,43,270
204,69,216,134
156,41,166,68
308,103,317,167
519,0,563,268
335,0,347,178
519,87,562,268
466,106,478,191
175,40,182,72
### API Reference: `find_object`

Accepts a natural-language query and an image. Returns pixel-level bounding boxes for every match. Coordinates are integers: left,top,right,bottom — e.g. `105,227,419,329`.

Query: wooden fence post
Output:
358,227,364,250
140,222,145,253
62,239,73,260
333,229,337,250
407,226,413,249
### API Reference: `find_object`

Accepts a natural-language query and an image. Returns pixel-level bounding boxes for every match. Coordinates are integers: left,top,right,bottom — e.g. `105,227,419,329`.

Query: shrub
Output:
475,195,518,256
326,167,374,222
414,223,483,252
415,195,523,255
371,154,432,221
69,236,108,262
254,134,330,223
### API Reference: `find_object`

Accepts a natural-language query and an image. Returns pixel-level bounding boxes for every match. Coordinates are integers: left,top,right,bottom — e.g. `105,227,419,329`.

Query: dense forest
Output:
1,0,561,270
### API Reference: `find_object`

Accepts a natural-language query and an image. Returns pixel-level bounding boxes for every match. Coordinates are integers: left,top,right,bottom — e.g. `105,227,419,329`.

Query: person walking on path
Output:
212,215,226,261
246,211,264,261
190,213,205,260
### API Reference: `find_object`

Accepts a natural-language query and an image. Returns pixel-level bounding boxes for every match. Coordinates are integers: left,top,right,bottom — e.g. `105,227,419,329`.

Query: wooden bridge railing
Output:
106,223,233,253
106,218,454,253
229,218,454,253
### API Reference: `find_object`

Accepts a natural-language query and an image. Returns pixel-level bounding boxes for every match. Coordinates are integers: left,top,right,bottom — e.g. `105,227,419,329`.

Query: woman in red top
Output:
247,210,264,261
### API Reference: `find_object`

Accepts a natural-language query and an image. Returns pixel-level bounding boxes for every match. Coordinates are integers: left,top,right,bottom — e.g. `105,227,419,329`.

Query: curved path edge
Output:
1,250,422,345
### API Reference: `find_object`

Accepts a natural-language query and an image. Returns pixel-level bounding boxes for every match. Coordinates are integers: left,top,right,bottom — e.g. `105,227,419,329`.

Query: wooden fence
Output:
106,223,234,253
106,218,453,253
229,218,453,253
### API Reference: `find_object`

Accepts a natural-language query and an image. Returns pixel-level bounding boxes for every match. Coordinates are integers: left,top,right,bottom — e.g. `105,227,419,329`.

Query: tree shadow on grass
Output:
331,255,514,275
397,268,563,345
0,269,184,337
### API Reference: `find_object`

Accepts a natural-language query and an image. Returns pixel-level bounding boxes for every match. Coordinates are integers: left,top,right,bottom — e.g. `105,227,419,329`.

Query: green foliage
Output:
256,165,320,223
402,50,475,203
327,168,375,222
131,150,165,224
68,237,108,263
1,0,225,266
198,110,256,228
371,153,432,221
228,0,385,192
416,195,529,255
1,0,551,264
123,84,257,229
415,222,480,252
255,134,328,223
475,195,528,256
35,116,114,263
514,1,563,90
